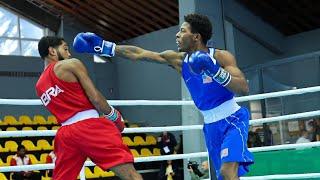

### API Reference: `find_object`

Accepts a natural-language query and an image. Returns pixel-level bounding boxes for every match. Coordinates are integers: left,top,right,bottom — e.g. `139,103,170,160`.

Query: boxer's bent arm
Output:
215,50,249,95
115,45,184,71
66,58,112,114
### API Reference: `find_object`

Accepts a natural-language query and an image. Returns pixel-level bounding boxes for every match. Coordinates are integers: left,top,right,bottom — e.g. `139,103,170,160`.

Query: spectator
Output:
310,120,320,142
157,131,177,155
263,123,273,146
188,161,209,180
248,130,262,148
296,130,311,144
10,145,41,180
158,160,181,180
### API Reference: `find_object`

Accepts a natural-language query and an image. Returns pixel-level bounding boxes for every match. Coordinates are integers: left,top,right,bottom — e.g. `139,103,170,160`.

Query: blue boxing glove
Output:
73,32,116,57
189,51,231,87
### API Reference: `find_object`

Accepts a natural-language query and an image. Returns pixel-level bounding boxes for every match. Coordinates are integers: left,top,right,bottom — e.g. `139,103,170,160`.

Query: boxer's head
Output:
176,14,212,52
38,36,71,61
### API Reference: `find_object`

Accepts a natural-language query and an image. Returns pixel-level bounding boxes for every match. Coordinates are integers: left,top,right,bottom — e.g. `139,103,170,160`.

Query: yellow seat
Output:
85,167,99,178
0,172,8,180
133,136,145,146
6,155,14,165
22,140,39,151
22,127,33,131
5,141,18,152
140,148,153,157
6,127,17,131
19,115,33,125
0,158,8,166
145,135,157,145
33,115,47,125
4,116,21,125
0,144,9,153
28,154,40,164
94,166,115,177
37,139,52,150
0,118,7,125
40,153,49,164
122,136,135,146
37,126,48,130
129,124,139,128
130,149,140,157
47,115,57,125
153,148,161,156
51,126,60,130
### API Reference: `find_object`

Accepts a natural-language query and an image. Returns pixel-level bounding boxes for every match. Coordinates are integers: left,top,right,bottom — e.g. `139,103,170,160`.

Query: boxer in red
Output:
35,36,142,180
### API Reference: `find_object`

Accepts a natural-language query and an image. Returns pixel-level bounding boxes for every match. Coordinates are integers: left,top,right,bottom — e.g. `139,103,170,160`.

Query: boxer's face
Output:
176,22,196,52
55,41,71,60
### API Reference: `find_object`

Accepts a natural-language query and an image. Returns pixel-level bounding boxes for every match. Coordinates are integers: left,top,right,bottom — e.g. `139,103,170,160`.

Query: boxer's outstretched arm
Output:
215,50,249,95
66,58,112,114
115,45,185,72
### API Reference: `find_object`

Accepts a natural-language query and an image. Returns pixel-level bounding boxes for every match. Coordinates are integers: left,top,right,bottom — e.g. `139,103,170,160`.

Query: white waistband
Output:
61,109,99,126
200,98,240,124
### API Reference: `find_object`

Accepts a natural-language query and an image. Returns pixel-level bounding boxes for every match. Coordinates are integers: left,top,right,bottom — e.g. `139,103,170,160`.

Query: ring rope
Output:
0,86,319,105
1,141,320,172
0,110,319,137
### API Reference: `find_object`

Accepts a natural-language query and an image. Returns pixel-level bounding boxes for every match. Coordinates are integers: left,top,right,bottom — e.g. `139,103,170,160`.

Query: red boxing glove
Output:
104,106,125,132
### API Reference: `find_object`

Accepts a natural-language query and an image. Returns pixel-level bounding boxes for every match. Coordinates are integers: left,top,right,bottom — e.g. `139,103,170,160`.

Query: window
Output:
0,6,48,57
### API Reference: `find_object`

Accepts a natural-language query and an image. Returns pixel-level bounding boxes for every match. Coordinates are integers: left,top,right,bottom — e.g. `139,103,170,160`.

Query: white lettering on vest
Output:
40,85,64,106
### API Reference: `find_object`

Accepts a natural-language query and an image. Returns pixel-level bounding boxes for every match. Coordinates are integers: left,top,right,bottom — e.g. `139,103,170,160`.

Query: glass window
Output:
0,7,18,37
21,40,39,56
20,18,44,39
0,5,48,57
0,38,20,55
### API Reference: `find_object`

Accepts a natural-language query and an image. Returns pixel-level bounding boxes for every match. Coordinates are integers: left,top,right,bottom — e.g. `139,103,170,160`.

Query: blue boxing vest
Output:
182,48,235,111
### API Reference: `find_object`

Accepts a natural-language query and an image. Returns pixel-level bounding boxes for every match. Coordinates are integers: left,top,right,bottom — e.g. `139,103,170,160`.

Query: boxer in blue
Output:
73,13,254,180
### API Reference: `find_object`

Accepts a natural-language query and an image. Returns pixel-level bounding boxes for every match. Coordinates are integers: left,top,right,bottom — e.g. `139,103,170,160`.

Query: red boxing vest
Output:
35,62,95,124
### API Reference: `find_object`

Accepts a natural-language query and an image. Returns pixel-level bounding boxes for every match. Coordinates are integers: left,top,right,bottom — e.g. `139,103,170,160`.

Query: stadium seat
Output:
4,116,21,125
6,127,17,131
94,166,115,177
37,126,48,130
122,136,135,146
129,124,139,128
0,172,8,180
0,144,8,153
22,127,33,131
37,139,52,150
21,140,39,151
19,115,33,125
33,115,47,125
130,149,140,157
5,141,18,152
51,126,60,130
133,136,145,146
6,155,14,165
40,153,49,164
145,135,157,145
28,154,40,164
47,115,57,125
153,148,161,156
0,158,7,166
140,148,153,157
85,167,99,178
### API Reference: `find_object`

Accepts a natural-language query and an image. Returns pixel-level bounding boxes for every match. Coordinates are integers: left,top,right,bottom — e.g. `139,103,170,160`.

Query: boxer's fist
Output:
104,106,124,132
73,32,116,57
189,51,231,86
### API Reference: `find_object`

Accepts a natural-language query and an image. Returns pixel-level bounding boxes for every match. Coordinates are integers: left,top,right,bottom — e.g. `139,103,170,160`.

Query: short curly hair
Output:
184,14,212,45
38,36,65,59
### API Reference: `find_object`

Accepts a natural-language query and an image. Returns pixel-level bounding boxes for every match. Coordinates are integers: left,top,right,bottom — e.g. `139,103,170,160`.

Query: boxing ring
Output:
0,86,320,180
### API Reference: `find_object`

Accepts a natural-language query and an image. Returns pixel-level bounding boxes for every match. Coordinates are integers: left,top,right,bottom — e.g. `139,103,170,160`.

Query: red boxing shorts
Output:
53,117,133,180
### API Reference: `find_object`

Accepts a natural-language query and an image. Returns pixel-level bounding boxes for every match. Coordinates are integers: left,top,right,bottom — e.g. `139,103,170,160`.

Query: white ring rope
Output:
1,141,320,173
0,86,319,105
0,87,319,179
1,110,319,137
2,141,320,172
240,173,320,180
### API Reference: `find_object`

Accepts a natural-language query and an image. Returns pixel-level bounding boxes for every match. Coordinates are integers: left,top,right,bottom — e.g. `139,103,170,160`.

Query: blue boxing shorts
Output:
203,107,254,180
